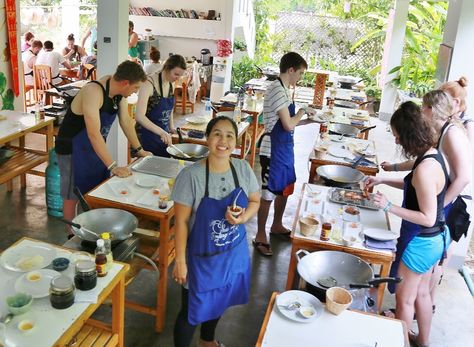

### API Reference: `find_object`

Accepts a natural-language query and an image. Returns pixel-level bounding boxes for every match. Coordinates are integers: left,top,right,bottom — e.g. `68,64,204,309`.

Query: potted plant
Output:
365,85,382,114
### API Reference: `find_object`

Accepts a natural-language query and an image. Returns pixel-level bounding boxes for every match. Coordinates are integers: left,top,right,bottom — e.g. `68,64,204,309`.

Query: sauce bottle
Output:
320,222,332,241
101,232,113,271
95,239,108,277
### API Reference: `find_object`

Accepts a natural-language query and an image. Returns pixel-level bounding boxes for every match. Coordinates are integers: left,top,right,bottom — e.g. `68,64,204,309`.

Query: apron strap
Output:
106,78,121,111
157,72,174,98
205,159,240,197
436,121,451,149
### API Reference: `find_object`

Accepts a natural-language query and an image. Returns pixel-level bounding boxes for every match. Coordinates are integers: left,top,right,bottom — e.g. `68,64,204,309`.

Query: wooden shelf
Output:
0,146,47,185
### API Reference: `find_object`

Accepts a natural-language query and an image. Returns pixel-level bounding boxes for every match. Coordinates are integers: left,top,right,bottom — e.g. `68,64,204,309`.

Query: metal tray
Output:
328,187,379,210
131,156,190,178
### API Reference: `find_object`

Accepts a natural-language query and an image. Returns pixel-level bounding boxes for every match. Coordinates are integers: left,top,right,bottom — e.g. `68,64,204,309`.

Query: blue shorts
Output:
401,227,451,274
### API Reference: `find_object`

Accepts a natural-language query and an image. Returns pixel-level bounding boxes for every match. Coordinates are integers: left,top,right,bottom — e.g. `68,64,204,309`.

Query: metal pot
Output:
316,164,365,185
337,76,362,89
71,208,137,242
256,65,279,81
329,123,376,138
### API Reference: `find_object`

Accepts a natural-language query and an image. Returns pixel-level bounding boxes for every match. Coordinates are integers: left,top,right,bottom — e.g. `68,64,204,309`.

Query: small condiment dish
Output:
342,205,360,222
18,319,35,333
298,306,316,319
6,293,33,315
229,205,243,218
52,257,70,272
342,235,358,247
26,271,41,282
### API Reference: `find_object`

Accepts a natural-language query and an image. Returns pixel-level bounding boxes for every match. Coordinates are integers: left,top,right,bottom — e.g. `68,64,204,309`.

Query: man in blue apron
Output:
254,52,314,256
55,61,151,237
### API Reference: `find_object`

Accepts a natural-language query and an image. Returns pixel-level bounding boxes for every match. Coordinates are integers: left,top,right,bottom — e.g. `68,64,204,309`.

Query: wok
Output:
329,123,376,138
71,208,138,242
166,143,209,162
316,164,365,185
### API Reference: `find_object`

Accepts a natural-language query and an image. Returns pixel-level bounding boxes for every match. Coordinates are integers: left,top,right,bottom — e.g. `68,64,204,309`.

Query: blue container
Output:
45,149,63,217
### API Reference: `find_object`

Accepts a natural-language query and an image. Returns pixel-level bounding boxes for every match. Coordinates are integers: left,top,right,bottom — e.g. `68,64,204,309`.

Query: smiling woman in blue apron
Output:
55,61,151,237
254,52,314,256
366,102,451,347
171,116,260,347
135,55,186,157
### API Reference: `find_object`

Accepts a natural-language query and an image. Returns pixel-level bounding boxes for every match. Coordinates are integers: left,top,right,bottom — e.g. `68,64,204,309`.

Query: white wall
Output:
151,37,217,60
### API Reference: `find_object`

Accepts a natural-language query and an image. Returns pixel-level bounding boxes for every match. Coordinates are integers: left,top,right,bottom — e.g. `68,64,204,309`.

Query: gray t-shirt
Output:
171,158,260,230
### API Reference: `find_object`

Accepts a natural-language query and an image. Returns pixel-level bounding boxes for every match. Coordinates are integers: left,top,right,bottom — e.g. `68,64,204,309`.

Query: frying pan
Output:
316,165,365,185
329,123,376,138
166,128,209,161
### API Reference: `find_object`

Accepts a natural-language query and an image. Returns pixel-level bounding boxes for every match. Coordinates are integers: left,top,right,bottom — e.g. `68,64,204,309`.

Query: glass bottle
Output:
95,239,108,277
101,232,113,271
320,222,332,241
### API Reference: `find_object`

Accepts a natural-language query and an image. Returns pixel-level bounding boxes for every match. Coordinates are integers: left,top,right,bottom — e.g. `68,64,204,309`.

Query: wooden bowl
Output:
326,287,352,315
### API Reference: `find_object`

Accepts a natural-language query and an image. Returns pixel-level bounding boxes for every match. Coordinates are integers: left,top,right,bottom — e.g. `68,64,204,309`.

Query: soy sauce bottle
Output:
95,239,108,277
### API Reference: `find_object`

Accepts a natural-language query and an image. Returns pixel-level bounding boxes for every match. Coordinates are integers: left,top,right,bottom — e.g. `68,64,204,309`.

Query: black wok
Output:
167,128,209,162
329,123,376,138
316,164,365,186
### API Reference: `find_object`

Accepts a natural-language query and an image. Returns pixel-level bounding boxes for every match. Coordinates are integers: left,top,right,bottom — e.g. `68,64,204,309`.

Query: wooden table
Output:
309,134,379,184
285,183,394,311
256,292,409,347
0,237,129,347
59,67,80,80
84,172,176,332
0,110,54,191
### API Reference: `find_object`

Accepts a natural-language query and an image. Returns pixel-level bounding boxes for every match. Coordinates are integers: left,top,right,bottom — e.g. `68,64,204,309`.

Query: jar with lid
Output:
320,122,328,134
74,260,97,291
320,222,332,241
50,275,75,309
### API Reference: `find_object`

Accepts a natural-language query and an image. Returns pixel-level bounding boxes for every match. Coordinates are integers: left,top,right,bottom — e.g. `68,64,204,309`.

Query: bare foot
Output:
198,339,221,347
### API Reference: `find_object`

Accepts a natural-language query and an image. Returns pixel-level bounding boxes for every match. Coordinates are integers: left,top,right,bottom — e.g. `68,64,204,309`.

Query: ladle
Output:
168,144,191,158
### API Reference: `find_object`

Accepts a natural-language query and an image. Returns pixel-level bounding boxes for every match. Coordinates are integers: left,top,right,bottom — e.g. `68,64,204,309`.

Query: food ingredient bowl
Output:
229,205,243,218
342,205,360,222
52,257,70,271
326,287,352,315
6,292,33,315
298,306,317,319
342,235,358,247
299,217,319,237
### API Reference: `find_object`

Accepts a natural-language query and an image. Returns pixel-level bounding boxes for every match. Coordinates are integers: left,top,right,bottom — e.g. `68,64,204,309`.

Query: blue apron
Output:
267,78,296,193
137,73,175,157
72,79,119,195
186,160,251,325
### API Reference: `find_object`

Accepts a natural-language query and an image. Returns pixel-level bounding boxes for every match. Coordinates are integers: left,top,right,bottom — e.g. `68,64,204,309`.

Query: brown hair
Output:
31,40,43,49
129,21,134,30
113,60,147,83
423,90,454,122
150,46,160,63
162,54,186,71
279,52,308,73
390,101,435,158
24,32,34,41
440,76,468,113
67,33,75,41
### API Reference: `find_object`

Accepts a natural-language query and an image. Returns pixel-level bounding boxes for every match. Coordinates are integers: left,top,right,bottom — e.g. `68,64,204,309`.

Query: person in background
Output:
128,21,139,60
21,31,35,52
78,41,97,80
55,61,151,236
135,54,186,157
22,40,43,87
172,116,260,347
144,46,162,75
62,33,87,63
366,101,450,347
81,25,97,55
35,40,72,86
253,52,313,256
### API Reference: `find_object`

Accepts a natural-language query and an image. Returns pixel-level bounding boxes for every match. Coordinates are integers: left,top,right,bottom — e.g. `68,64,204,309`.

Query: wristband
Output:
393,163,398,172
107,161,117,171
383,201,393,213
133,145,143,153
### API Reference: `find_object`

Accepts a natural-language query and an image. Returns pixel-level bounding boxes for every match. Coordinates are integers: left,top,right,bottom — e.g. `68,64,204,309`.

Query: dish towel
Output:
187,61,201,104
364,236,397,251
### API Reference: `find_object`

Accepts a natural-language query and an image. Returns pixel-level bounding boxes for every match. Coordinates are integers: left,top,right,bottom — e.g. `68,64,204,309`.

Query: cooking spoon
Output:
168,144,191,159
0,313,13,324
232,189,243,209
277,301,302,311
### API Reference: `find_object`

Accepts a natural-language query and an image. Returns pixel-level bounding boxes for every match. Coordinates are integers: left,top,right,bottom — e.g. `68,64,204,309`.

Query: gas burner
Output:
76,236,140,262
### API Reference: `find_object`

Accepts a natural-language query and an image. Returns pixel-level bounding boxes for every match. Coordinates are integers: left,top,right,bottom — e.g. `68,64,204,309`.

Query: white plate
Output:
185,116,208,125
136,189,161,208
0,243,57,272
328,146,353,158
135,176,160,188
363,228,398,241
329,135,347,143
15,269,61,298
276,290,323,323
107,180,131,197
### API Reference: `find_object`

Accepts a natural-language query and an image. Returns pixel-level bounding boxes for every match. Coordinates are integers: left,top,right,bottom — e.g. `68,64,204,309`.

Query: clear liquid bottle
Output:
101,232,113,271
95,239,108,277
205,98,213,118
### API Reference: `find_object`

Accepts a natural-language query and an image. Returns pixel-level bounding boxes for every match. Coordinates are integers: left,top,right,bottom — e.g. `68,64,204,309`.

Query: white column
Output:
97,0,129,166
439,0,474,268
378,0,409,121
61,0,80,39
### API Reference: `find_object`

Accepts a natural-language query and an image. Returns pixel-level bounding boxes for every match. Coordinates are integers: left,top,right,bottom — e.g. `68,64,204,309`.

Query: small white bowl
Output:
18,319,36,334
299,306,317,319
342,205,360,222
342,235,358,247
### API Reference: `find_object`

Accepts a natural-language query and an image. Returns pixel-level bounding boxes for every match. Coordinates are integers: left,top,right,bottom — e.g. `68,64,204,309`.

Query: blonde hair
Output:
423,90,454,122
440,76,468,113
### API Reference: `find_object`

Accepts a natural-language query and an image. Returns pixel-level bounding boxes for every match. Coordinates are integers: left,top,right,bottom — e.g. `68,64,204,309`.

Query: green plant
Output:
231,56,261,89
233,39,247,52
365,85,382,100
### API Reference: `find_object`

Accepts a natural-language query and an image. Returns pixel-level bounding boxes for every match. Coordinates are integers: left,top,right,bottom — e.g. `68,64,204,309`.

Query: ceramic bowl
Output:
298,306,317,319
229,206,243,218
18,319,36,333
52,257,70,272
6,292,33,315
342,205,360,222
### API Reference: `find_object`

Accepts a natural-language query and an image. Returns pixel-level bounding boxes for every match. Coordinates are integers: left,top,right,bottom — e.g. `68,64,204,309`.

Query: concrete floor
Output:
1,106,473,346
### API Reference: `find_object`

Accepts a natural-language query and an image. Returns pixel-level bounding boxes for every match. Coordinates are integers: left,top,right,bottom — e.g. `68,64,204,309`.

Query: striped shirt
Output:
259,79,290,157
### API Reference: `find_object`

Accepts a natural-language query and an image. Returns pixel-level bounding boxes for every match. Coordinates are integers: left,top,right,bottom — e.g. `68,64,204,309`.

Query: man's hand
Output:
111,166,132,177
136,149,152,157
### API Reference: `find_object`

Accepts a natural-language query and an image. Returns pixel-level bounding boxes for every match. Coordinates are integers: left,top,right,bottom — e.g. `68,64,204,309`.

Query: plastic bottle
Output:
45,149,63,217
95,239,108,277
34,102,41,122
168,160,185,192
101,232,113,271
204,98,213,118
233,104,241,124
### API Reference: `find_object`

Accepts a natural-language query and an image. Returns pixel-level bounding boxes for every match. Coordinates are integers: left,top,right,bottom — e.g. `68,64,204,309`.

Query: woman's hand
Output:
372,191,389,209
173,260,188,285
111,166,132,177
225,207,247,225
365,176,383,189
381,161,394,171
136,149,152,157
159,129,173,146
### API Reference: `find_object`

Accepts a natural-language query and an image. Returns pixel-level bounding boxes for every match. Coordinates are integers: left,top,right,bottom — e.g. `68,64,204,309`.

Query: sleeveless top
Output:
403,152,449,234
55,79,123,154
145,73,173,115
63,45,81,62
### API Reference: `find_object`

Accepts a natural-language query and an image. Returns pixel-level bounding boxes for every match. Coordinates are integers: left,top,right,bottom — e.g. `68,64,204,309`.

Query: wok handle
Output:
351,154,365,169
176,127,184,144
359,125,376,133
295,249,309,263
349,283,373,289
73,187,91,212
58,218,81,229
368,277,403,286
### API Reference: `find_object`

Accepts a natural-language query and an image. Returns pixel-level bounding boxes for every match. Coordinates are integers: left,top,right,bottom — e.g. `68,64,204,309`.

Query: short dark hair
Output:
205,116,238,138
113,60,147,83
129,21,134,30
44,41,53,50
163,54,186,71
279,52,308,73
31,40,43,49
150,46,160,63
390,101,435,158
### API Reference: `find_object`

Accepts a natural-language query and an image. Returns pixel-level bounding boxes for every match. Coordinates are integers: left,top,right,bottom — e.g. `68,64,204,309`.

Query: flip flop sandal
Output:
252,239,273,256
269,228,291,238
408,331,429,347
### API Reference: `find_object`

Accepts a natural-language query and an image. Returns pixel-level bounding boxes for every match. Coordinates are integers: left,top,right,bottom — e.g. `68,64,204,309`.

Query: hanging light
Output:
47,8,59,28
344,1,351,14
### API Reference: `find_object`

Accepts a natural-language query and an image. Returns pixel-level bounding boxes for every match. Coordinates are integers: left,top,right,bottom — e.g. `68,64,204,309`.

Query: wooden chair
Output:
173,71,194,115
83,63,97,80
33,64,53,104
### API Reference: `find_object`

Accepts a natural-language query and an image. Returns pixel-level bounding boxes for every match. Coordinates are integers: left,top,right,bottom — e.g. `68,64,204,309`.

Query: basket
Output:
299,217,319,237
326,287,353,315
314,146,328,159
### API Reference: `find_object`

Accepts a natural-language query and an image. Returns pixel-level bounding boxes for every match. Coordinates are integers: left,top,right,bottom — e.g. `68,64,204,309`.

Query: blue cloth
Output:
402,227,451,274
138,73,174,157
186,161,251,325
